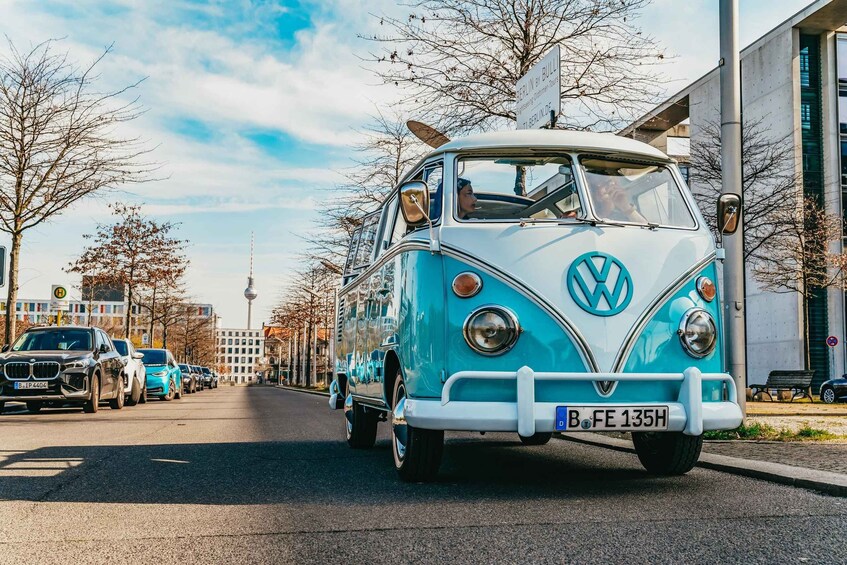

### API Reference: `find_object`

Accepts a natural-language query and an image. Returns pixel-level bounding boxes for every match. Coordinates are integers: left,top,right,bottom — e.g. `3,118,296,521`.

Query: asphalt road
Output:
0,386,845,564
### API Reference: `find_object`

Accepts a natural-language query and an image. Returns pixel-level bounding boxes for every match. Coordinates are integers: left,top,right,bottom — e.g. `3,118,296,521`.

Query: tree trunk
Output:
148,284,157,345
162,323,168,349
4,230,23,345
803,294,811,371
124,282,133,338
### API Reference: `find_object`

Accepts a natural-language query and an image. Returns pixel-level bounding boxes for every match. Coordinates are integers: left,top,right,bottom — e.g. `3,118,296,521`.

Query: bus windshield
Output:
455,156,580,221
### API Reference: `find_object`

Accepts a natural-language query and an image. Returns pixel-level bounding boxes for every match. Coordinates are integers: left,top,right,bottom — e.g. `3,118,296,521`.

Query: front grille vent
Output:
33,362,60,379
4,363,30,380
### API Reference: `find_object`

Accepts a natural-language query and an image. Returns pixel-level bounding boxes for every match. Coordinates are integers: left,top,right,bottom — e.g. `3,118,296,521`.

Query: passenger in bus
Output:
457,177,478,219
593,178,647,223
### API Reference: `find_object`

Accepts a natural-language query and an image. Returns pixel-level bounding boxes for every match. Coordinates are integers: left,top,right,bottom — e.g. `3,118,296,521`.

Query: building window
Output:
801,103,812,129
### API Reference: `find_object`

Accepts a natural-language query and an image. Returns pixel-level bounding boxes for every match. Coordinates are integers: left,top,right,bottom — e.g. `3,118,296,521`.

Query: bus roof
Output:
434,130,670,161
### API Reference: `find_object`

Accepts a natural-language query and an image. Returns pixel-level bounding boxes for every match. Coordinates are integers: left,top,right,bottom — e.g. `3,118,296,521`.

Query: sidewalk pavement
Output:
279,384,847,496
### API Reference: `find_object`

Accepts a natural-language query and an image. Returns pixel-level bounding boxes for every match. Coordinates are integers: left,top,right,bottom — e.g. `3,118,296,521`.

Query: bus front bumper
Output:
402,366,742,437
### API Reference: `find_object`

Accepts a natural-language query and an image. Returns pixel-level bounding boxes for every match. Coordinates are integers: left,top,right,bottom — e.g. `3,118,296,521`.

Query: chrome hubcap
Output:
823,389,835,403
392,383,408,463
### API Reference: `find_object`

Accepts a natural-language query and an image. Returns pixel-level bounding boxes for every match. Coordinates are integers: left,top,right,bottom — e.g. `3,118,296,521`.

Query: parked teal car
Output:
138,348,182,401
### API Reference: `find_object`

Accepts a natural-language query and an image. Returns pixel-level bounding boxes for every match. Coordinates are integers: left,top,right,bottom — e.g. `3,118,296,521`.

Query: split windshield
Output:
455,155,695,228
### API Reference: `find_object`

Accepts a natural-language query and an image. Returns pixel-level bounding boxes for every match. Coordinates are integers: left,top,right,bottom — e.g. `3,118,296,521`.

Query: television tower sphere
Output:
244,276,258,301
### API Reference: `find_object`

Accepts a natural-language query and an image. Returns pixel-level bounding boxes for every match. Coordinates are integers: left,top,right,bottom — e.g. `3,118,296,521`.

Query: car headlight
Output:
152,369,168,377
463,306,520,356
678,308,717,358
64,359,89,369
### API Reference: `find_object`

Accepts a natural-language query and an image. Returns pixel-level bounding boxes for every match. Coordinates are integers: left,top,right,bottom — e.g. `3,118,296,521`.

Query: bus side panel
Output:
391,249,446,399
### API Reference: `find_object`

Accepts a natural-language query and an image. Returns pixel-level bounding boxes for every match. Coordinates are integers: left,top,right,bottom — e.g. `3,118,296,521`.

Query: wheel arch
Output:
383,349,402,407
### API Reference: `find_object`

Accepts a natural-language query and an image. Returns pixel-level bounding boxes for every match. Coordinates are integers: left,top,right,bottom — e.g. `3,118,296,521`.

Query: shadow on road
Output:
0,434,682,505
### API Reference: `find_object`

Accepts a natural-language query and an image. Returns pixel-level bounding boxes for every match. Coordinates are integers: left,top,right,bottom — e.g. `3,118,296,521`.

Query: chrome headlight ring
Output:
463,305,521,356
678,308,717,358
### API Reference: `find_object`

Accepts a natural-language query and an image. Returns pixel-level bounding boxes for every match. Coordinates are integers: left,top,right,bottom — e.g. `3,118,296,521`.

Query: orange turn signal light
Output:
452,272,482,298
696,276,716,302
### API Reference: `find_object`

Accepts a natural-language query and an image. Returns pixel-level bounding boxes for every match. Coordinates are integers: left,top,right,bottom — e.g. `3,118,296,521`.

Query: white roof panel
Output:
436,130,670,161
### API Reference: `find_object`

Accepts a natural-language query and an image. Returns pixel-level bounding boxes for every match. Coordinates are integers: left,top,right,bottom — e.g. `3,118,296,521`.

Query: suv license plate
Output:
555,406,669,431
14,381,49,390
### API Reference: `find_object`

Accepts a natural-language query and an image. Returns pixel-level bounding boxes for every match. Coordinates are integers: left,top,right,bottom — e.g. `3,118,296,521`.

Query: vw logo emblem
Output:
567,252,633,317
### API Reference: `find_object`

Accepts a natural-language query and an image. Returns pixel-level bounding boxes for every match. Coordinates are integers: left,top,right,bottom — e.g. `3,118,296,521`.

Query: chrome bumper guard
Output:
403,366,742,437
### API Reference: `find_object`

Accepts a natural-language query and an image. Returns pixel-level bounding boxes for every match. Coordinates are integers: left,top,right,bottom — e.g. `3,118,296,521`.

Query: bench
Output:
750,370,814,402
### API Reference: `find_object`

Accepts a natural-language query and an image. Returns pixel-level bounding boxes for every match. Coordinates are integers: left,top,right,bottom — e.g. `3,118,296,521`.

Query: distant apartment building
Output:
215,327,265,383
1,298,214,341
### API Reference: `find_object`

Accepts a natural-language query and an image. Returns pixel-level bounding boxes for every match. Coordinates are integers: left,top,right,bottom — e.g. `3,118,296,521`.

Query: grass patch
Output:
704,422,837,441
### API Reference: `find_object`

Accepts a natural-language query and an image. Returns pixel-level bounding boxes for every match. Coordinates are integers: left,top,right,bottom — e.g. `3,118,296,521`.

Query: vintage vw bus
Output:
329,130,742,482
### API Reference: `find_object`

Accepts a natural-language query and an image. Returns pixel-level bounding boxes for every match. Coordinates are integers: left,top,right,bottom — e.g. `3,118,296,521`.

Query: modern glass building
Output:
622,0,847,389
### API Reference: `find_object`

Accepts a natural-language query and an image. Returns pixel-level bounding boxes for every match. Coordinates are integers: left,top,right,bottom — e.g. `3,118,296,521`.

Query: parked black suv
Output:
0,326,126,414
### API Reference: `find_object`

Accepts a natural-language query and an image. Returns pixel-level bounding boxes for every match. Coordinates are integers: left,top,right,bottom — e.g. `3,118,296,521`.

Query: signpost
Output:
142,332,150,346
515,45,561,130
827,336,838,383
50,285,69,325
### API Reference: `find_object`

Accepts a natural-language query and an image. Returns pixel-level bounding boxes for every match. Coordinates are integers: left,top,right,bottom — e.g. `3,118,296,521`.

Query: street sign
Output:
142,333,149,345
515,45,561,130
827,336,838,347
50,284,69,311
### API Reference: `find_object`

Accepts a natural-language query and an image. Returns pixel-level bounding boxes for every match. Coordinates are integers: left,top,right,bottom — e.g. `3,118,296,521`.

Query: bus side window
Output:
353,213,379,270
375,195,398,255
390,200,408,245
343,226,364,277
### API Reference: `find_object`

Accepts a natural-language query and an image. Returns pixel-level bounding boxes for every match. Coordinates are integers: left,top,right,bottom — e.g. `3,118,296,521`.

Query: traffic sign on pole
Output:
826,336,838,347
50,285,70,311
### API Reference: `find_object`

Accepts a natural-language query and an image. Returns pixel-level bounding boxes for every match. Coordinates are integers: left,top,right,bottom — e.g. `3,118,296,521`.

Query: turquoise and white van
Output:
329,130,742,482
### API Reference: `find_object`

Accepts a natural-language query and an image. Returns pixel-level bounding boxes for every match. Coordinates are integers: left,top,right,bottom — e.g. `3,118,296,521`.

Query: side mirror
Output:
132,352,144,360
399,181,430,226
99,344,108,353
1,344,9,352
717,194,741,235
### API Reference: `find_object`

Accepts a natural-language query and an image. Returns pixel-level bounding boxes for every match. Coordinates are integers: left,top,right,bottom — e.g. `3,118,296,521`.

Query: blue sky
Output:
0,0,816,328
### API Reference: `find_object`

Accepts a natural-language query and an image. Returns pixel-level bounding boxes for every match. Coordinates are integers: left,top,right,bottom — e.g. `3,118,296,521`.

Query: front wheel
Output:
632,432,702,476
519,432,553,446
83,375,100,413
391,373,443,482
174,380,182,400
821,386,836,404
162,378,175,401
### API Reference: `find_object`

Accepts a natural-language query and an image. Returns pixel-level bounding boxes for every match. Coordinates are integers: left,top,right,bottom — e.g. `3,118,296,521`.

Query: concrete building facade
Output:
622,0,847,388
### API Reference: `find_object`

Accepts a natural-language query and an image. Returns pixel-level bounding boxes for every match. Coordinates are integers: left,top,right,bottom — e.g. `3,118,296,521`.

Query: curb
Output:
558,432,847,497
276,385,331,398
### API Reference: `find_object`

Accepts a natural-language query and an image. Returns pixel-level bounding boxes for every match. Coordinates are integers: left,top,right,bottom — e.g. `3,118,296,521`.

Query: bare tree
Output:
363,0,667,133
689,117,802,262
0,39,154,342
66,204,187,337
752,196,847,369
309,110,427,266
271,262,336,387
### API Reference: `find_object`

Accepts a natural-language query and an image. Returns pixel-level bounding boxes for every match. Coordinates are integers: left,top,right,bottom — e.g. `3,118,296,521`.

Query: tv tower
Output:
244,233,258,329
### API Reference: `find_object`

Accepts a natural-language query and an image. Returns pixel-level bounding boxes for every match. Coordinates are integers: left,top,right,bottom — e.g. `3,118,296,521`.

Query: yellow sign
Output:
53,286,67,299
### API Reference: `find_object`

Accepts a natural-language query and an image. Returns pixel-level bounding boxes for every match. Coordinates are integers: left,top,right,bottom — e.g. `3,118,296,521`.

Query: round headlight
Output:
463,306,520,355
678,308,717,358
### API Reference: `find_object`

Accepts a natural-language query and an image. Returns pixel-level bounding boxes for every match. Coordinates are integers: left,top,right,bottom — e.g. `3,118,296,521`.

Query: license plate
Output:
13,381,49,390
555,406,669,431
